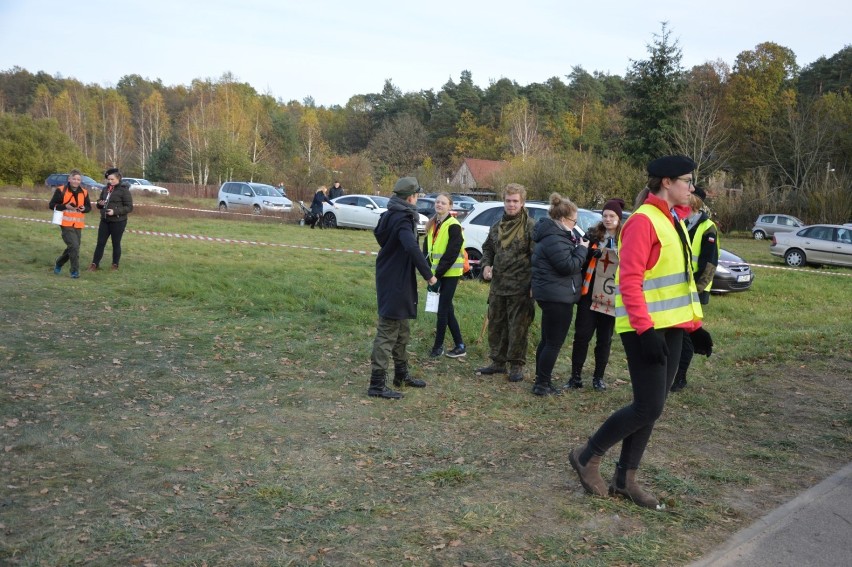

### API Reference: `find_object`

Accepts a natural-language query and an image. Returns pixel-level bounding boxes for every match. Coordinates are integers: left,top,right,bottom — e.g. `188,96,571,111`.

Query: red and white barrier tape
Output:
0,215,378,256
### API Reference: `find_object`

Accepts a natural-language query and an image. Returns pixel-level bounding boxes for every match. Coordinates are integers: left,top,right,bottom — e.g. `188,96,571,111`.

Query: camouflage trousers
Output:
487,293,534,367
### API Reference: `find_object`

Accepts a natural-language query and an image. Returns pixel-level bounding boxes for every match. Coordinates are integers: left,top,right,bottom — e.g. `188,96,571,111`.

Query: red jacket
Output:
618,193,702,335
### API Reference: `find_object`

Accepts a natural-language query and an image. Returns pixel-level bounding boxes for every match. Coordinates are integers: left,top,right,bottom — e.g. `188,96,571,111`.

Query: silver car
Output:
770,224,852,268
752,214,805,240
217,181,292,214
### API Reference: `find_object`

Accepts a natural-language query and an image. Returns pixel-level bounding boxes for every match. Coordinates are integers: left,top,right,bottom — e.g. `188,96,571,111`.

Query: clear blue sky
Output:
1,0,848,107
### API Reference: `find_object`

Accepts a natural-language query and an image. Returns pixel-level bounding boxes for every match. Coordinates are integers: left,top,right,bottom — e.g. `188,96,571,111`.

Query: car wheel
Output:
753,230,766,240
784,248,806,267
218,202,228,212
323,212,337,228
464,248,482,280
252,204,262,215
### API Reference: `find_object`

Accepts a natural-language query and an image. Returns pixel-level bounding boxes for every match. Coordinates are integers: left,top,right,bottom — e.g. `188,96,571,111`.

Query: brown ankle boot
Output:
568,443,607,496
609,466,660,509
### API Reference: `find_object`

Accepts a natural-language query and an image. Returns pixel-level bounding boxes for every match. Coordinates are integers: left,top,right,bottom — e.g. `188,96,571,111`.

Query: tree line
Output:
1,25,849,229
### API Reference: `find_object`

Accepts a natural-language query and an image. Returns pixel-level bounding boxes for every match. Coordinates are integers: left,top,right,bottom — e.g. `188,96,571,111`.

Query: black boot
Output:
393,363,426,388
592,377,607,391
532,376,561,396
368,370,403,399
564,368,583,390
670,370,687,392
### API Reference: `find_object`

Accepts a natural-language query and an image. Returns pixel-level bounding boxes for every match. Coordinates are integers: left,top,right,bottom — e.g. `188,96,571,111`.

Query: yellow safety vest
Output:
614,204,703,333
691,218,719,292
60,187,87,228
426,216,466,277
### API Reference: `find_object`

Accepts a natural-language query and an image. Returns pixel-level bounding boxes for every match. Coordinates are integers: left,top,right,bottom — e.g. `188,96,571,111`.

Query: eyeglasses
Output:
675,177,694,186
565,217,577,225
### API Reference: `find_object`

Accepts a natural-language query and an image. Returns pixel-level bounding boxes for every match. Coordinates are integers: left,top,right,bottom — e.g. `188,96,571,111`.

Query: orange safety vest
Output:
59,187,88,228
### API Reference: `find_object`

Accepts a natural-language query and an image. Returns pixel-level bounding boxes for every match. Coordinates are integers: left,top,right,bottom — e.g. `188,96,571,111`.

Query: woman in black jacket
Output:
89,168,133,271
530,193,589,396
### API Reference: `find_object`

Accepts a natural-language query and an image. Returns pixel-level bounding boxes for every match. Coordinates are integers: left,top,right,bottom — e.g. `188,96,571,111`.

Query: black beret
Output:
647,155,696,178
104,167,121,178
693,185,707,201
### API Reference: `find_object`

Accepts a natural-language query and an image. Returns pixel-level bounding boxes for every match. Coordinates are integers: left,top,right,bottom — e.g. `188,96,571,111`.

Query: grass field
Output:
1,188,850,566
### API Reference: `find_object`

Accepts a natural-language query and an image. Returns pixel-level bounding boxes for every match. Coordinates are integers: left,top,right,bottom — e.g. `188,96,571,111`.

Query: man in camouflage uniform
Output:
476,183,536,383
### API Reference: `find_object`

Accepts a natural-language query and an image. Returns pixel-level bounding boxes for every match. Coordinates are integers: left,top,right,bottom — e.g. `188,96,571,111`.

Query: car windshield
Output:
82,176,100,185
251,184,278,197
372,196,389,208
137,179,153,185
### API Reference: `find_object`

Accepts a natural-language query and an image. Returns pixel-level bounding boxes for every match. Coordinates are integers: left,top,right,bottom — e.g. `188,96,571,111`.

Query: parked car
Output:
415,197,463,219
770,224,852,268
752,214,805,240
323,194,428,234
459,200,602,278
123,177,170,196
712,249,754,293
217,181,292,214
45,173,105,192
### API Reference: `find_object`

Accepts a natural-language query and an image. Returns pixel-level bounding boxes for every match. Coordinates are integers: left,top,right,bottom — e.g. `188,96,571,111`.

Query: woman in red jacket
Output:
569,155,713,509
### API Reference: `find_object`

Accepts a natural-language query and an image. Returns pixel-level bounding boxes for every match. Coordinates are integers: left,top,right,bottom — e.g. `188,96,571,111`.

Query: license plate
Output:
737,274,752,282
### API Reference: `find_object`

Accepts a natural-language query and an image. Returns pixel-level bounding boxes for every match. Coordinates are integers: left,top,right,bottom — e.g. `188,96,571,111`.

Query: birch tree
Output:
502,97,543,161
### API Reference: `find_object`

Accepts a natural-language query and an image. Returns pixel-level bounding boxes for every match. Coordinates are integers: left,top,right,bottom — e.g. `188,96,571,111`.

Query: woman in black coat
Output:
530,193,589,396
89,167,133,271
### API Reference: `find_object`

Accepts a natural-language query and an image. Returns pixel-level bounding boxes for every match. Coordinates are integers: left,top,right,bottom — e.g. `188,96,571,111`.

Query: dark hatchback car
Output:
45,173,105,191
711,249,754,294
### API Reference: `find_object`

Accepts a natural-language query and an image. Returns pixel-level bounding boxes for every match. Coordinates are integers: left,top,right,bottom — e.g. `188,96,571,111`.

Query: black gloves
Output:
691,327,713,357
427,280,441,293
639,328,669,364
590,247,603,259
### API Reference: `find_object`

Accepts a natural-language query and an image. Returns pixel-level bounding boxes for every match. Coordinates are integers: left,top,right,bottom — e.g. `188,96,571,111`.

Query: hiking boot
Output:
111,264,119,271
429,346,444,358
367,370,403,399
593,377,607,391
445,344,466,358
53,263,62,275
531,380,561,396
88,263,98,271
670,373,687,392
393,363,426,388
70,271,79,279
569,443,608,497
508,365,524,382
476,362,506,375
610,465,660,510
563,369,583,390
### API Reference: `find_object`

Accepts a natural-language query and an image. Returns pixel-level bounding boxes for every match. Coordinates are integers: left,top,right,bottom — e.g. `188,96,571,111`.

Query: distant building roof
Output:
451,158,506,190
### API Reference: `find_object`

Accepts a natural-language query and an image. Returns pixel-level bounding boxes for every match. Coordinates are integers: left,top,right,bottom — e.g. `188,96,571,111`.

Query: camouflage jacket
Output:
481,213,535,296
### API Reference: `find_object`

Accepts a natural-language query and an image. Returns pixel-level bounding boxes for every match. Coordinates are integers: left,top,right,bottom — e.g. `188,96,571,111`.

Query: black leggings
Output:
434,276,463,348
535,300,575,381
571,292,615,378
92,219,128,267
588,328,684,469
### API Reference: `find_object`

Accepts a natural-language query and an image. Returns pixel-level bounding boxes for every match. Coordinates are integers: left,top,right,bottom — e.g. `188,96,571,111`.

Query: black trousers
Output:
92,219,128,267
433,276,463,348
588,328,684,469
535,300,574,382
570,292,615,378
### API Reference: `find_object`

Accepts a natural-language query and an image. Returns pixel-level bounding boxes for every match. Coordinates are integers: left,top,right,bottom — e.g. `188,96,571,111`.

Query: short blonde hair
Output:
503,183,527,201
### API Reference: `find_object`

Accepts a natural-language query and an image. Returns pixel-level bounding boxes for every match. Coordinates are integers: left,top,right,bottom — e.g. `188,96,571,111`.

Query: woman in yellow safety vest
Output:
48,169,92,278
672,185,719,392
569,155,714,510
423,193,467,359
